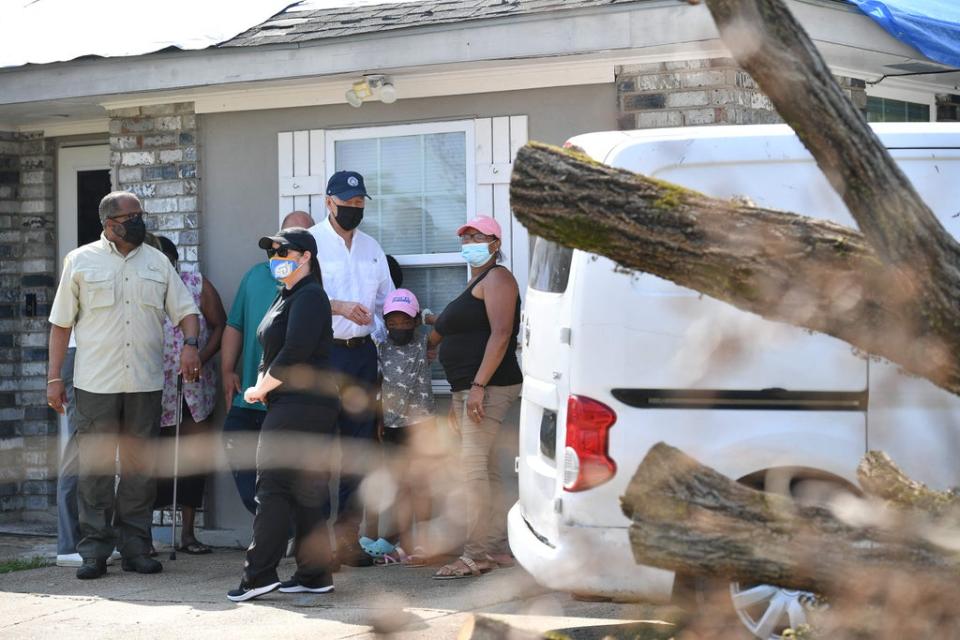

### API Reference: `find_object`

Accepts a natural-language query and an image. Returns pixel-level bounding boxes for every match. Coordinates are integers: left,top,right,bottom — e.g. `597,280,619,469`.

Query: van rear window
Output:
529,238,573,293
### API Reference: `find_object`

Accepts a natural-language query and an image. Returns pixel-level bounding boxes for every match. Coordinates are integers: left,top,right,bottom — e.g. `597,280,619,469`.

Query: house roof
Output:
221,0,648,48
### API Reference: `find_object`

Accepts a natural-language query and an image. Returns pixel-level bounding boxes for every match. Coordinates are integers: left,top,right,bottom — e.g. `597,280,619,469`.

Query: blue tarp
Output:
848,0,960,69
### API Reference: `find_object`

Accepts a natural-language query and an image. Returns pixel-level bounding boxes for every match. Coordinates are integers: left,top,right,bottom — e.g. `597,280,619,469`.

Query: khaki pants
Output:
74,389,161,560
451,383,521,560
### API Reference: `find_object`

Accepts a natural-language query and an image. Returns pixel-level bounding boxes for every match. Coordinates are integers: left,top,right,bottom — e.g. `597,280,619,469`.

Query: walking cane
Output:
169,373,183,561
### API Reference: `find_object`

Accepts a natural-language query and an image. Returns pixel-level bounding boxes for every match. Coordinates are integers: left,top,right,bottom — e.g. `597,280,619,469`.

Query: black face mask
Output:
115,216,146,246
335,205,364,231
388,328,415,346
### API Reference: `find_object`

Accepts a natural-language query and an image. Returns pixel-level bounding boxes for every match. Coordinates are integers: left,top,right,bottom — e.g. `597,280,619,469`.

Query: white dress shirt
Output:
310,215,393,340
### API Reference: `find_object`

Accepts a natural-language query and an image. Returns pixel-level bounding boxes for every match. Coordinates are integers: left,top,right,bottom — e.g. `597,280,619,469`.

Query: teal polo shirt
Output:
226,262,279,411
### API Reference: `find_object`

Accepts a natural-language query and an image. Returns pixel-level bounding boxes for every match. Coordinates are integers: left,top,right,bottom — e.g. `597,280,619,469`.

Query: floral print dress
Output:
160,270,216,427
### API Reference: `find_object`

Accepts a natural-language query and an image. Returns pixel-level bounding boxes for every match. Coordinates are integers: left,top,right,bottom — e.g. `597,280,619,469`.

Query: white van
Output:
507,123,960,639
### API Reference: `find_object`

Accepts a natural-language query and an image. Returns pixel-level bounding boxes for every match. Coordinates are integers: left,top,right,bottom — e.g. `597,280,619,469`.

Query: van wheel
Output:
728,581,825,639
673,476,847,639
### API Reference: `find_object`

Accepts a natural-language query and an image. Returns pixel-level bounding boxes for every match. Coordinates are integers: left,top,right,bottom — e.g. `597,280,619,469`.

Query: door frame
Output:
56,144,111,269
55,144,110,454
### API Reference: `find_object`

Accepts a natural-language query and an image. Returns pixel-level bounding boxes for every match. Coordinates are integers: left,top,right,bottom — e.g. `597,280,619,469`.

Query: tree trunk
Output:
620,443,960,594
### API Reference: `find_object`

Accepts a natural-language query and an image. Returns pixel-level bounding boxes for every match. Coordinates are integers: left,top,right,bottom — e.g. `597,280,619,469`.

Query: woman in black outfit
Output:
428,215,523,579
227,227,339,602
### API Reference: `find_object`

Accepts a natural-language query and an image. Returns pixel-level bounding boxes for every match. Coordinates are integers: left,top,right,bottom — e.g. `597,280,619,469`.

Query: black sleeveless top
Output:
435,266,523,392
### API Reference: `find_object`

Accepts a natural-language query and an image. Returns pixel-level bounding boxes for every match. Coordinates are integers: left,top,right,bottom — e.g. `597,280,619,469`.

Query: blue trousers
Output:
222,406,266,516
56,348,80,555
329,340,378,541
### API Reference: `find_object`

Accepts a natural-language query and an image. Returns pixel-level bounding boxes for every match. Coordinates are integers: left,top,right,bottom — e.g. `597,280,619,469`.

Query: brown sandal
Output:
432,555,495,579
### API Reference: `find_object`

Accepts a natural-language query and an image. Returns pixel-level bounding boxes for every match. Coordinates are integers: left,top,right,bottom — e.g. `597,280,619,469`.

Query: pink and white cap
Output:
456,215,501,239
383,288,420,318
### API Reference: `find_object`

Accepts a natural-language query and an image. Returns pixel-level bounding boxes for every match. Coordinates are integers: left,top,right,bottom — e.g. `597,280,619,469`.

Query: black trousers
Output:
328,340,378,541
243,400,338,588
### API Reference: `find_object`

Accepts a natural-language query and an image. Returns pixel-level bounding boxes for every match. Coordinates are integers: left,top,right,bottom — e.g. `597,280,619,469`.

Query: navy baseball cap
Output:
326,170,371,200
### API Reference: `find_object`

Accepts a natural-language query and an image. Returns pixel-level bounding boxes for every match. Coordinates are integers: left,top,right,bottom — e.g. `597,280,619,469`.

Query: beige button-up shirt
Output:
49,235,199,394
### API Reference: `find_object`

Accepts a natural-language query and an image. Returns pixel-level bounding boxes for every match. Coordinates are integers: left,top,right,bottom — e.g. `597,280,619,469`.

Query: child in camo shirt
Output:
376,289,436,565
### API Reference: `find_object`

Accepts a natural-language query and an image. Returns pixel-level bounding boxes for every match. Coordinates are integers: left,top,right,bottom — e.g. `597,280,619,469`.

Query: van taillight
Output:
562,395,617,492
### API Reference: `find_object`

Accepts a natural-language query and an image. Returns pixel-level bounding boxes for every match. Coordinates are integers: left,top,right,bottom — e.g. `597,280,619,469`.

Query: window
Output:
529,237,573,293
867,96,931,123
326,121,476,383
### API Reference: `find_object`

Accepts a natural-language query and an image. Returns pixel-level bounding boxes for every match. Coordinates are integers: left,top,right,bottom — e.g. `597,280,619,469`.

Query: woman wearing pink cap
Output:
429,215,523,579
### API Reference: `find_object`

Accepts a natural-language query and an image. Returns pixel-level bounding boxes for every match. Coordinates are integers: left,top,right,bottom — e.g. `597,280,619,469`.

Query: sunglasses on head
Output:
266,246,300,258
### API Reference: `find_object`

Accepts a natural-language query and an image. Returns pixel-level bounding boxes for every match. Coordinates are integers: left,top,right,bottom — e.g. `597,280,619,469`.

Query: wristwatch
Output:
184,337,199,348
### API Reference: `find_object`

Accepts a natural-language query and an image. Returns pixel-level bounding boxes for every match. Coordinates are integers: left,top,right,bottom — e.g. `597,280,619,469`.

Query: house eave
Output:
1,0,954,132
0,0,929,106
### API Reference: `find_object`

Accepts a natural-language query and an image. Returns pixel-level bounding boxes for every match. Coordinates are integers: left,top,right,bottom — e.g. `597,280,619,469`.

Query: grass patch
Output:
0,556,52,574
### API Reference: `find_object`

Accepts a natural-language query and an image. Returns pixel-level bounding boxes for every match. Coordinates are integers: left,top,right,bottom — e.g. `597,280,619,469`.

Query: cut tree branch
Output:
620,442,960,592
510,142,960,396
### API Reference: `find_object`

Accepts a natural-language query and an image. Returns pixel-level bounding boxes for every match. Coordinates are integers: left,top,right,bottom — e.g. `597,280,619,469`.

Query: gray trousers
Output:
56,348,81,555
75,388,162,560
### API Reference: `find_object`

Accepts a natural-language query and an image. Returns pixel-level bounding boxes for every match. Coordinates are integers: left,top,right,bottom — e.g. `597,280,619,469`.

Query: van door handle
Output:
524,325,531,348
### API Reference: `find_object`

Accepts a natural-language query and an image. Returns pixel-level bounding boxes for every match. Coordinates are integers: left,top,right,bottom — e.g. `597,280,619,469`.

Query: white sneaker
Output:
56,553,82,567
58,550,122,567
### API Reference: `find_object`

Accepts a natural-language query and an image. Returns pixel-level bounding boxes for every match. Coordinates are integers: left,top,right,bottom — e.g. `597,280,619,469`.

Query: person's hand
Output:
244,386,267,405
180,345,202,382
47,380,67,415
335,301,373,326
223,371,242,406
426,346,438,363
466,386,486,424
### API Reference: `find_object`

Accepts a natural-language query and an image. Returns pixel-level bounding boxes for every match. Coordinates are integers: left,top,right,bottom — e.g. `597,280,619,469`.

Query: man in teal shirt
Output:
220,211,312,513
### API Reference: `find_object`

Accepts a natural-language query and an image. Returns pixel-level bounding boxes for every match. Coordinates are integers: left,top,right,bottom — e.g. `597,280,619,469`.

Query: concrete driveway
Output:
0,547,677,639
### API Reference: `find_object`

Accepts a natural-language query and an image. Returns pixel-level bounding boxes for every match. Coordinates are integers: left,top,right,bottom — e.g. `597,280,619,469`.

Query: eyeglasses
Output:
460,232,496,244
109,212,144,224
266,246,301,258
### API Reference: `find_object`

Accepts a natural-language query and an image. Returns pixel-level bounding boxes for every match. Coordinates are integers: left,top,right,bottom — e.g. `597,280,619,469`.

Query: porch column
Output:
109,102,201,270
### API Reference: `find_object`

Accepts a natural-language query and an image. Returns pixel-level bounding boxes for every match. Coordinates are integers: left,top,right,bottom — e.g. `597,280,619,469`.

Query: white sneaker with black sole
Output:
278,578,334,594
57,550,122,567
227,580,281,602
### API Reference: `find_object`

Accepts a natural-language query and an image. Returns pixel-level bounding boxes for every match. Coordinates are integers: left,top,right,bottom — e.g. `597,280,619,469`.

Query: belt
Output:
333,336,371,348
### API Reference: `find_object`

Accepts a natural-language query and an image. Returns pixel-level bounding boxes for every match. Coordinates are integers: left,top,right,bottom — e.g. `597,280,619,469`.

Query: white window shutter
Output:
474,115,529,299
277,129,326,227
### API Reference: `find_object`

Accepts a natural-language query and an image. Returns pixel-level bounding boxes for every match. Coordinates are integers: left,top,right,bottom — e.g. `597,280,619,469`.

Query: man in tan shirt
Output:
47,191,201,580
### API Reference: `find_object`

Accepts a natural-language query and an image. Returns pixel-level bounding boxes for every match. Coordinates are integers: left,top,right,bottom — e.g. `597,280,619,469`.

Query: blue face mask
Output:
269,257,301,281
460,242,493,267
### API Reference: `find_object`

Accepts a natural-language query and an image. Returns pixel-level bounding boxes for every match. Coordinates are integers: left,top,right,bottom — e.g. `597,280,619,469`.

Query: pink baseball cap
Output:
383,288,420,317
456,215,501,239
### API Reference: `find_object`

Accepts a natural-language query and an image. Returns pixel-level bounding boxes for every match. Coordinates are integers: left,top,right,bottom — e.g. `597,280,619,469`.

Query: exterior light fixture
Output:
345,75,397,108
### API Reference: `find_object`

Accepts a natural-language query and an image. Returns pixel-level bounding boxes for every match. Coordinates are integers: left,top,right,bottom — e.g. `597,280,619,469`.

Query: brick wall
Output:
616,58,867,130
0,131,58,522
109,103,200,270
616,59,781,130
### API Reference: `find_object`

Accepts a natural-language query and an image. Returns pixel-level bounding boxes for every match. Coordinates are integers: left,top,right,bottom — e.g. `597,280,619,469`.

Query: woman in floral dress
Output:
154,236,226,554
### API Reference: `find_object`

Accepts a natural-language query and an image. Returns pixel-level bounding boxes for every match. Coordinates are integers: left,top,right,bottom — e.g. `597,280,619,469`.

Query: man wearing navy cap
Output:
309,171,392,568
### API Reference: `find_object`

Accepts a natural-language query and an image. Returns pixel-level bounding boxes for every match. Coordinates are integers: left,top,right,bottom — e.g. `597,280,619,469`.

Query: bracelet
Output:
47,378,63,385
471,381,486,389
